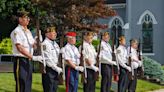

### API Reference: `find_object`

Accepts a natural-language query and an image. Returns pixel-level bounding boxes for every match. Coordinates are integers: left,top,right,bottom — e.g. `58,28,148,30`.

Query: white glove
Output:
140,51,143,56
53,66,62,74
75,66,84,72
138,61,142,67
90,65,99,72
34,30,43,42
60,47,65,54
129,53,132,57
112,61,117,66
132,62,139,69
32,56,43,63
126,66,132,72
114,50,117,54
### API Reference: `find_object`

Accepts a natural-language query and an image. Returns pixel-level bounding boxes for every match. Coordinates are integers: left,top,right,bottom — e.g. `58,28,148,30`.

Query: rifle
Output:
137,38,144,78
34,6,46,73
95,33,102,81
112,34,119,81
57,52,64,85
80,32,87,83
57,29,65,85
138,39,141,60
128,40,134,80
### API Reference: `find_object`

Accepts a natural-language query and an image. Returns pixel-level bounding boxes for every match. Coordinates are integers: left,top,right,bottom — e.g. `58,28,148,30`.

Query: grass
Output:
0,73,164,92
136,80,164,92
162,65,164,70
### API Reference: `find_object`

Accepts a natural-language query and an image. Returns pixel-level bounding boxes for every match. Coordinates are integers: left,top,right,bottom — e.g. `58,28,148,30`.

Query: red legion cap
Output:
66,32,76,37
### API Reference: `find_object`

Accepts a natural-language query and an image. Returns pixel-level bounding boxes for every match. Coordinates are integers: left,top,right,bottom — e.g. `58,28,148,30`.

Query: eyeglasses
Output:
22,16,30,20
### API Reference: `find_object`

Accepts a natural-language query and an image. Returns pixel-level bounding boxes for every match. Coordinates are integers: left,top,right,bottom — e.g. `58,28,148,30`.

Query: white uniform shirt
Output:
83,41,97,68
64,43,80,65
99,40,113,65
42,38,60,68
116,45,130,70
10,24,35,57
127,47,140,69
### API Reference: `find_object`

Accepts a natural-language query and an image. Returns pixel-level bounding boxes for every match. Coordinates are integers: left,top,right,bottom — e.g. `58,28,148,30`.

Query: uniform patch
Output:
117,50,121,54
43,45,46,51
14,32,17,37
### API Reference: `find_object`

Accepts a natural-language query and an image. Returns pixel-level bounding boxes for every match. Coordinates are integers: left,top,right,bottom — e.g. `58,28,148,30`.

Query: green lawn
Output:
162,65,164,70
0,73,164,92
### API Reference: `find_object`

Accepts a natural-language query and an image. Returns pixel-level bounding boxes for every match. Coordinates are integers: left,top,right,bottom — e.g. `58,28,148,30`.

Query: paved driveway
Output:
148,89,164,92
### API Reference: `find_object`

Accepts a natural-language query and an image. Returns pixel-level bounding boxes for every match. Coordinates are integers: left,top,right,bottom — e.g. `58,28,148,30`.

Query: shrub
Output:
0,38,12,54
92,40,100,48
143,56,164,82
76,39,102,47
76,40,99,47
75,40,81,47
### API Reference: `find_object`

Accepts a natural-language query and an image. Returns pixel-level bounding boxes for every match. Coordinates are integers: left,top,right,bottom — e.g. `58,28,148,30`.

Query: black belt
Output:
13,56,29,61
65,65,76,71
101,63,112,67
119,65,127,71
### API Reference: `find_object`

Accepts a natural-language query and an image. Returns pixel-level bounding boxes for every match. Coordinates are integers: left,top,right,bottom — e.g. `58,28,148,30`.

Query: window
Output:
111,18,123,46
142,14,153,53
138,10,157,54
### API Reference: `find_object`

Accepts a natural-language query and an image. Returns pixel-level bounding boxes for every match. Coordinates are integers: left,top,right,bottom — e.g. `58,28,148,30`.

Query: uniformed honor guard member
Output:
99,32,117,92
82,32,99,92
63,32,84,92
41,26,62,92
116,36,131,92
10,11,43,92
127,39,142,92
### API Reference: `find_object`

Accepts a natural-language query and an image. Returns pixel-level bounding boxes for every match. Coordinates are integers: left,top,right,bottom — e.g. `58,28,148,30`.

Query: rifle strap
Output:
52,41,60,56
22,29,32,54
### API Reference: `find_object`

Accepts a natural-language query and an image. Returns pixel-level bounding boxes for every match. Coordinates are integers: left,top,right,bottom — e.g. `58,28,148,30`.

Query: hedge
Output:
0,38,12,54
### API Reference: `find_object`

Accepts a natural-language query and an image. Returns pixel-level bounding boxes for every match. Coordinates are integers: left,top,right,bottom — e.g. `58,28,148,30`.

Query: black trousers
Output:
42,66,59,92
101,64,112,92
83,68,96,92
13,57,32,92
118,66,128,92
127,69,137,92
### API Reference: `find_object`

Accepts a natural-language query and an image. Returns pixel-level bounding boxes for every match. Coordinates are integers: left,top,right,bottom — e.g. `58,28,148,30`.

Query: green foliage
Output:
75,40,81,47
0,38,12,54
0,0,31,19
0,0,115,30
76,39,112,50
0,0,47,39
143,56,164,82
136,80,164,92
162,66,164,71
75,40,100,49
92,40,100,48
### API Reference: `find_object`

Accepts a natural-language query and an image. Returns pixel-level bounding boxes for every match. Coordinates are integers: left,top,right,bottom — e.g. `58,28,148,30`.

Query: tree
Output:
0,0,32,19
0,0,116,42
31,0,116,32
31,0,116,47
0,0,34,40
